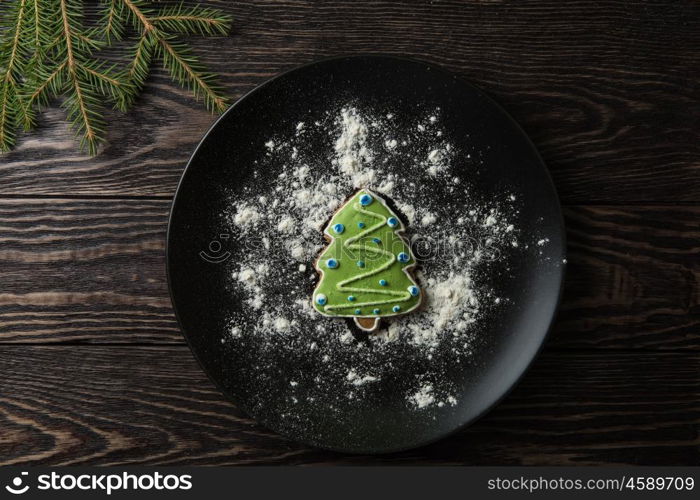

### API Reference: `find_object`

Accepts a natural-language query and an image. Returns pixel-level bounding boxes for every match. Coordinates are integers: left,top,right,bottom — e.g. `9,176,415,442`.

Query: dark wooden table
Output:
1,0,698,465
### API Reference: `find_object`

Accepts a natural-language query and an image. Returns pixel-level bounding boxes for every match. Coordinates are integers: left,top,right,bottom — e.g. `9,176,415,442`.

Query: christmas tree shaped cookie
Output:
312,189,422,332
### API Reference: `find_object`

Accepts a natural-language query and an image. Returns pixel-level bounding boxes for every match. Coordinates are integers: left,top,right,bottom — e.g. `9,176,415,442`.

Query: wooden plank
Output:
556,205,700,349
0,200,698,348
0,346,696,465
0,199,178,343
0,0,697,202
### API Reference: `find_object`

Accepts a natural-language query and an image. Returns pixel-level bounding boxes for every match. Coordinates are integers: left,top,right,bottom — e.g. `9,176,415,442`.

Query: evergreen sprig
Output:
0,0,31,150
0,0,232,154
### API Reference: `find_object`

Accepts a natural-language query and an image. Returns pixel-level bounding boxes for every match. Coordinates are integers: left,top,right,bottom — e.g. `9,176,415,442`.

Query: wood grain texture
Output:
0,0,698,202
556,205,700,350
0,199,178,343
0,346,697,465
1,200,698,349
0,0,697,466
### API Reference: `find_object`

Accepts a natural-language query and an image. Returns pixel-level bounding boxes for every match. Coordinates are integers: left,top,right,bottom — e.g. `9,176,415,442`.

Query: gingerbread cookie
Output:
312,189,422,332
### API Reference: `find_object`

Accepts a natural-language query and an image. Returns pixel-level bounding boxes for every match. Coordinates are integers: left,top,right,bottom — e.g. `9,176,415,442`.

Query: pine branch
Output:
80,61,131,112
0,0,30,152
38,0,130,154
20,0,51,130
0,0,233,155
73,29,107,54
156,34,227,112
63,75,107,153
124,31,155,106
59,0,103,153
28,0,48,60
101,0,125,42
121,0,230,113
122,0,157,33
26,61,67,108
151,4,231,36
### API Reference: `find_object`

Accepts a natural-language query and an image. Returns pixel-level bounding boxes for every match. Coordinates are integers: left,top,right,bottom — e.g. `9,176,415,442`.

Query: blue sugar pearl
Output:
387,217,398,227
326,258,339,269
347,295,356,302
354,309,362,315
397,252,409,263
332,223,345,234
408,285,420,296
315,294,327,306
358,221,366,229
372,237,381,244
359,193,373,206
392,305,401,313
379,279,387,286
373,308,380,314
356,260,365,268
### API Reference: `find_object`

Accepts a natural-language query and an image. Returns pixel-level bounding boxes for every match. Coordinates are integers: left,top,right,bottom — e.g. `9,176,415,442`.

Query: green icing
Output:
312,189,421,318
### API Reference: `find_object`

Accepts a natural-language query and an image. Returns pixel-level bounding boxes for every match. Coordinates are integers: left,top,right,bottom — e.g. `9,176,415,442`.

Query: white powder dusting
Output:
398,203,416,225
233,263,270,310
334,108,374,188
409,384,459,409
228,326,241,339
410,385,435,409
274,317,291,332
220,105,538,417
419,272,478,340
277,216,295,234
232,204,261,229
421,212,437,227
346,370,379,386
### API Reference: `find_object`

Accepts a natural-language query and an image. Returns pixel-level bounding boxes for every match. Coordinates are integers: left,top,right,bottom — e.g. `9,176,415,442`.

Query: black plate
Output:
167,55,565,453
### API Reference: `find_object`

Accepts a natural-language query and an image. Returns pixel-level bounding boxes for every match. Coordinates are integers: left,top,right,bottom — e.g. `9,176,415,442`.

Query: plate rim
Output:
166,54,567,454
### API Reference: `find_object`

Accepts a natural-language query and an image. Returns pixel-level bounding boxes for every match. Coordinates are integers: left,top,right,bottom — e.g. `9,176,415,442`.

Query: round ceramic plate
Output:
167,55,565,453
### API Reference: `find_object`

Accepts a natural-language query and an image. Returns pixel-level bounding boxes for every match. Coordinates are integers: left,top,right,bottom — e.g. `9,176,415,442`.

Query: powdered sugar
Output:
232,204,261,229
421,212,437,227
409,383,458,409
347,369,379,386
410,384,435,409
220,105,534,418
334,108,375,188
